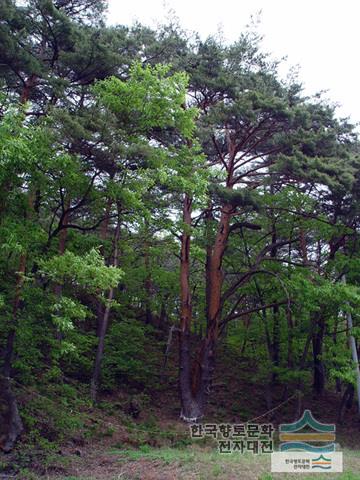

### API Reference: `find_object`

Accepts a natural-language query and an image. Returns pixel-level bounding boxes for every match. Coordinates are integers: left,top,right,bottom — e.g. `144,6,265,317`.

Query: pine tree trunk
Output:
206,204,232,330
181,199,232,420
186,203,233,415
179,135,234,419
178,194,204,420
204,205,213,329
20,74,37,104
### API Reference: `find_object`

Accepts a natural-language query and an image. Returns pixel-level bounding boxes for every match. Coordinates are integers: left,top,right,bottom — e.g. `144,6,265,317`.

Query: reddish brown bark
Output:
179,134,237,420
206,203,233,332
204,205,213,327
178,193,213,420
20,74,37,104
179,193,235,420
191,204,233,412
180,194,192,334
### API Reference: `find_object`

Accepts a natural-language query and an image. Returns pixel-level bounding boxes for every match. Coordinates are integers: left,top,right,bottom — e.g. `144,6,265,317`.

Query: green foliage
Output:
94,62,197,138
1,5,360,474
40,248,123,294
101,320,162,390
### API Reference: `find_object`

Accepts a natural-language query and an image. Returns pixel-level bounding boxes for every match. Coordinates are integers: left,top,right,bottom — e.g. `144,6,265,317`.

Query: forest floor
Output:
2,346,360,479
21,387,360,480
32,444,360,480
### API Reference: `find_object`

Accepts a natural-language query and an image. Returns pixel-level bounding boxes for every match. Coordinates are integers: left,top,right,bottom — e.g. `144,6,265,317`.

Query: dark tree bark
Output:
204,205,213,328
312,313,326,395
0,254,26,452
96,197,113,337
144,237,153,325
90,206,121,403
270,219,280,384
54,196,70,341
0,376,23,453
179,194,204,420
337,383,354,424
0,186,35,451
0,82,39,451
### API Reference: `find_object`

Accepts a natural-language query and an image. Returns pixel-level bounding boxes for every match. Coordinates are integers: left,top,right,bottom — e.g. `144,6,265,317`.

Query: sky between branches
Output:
107,0,360,128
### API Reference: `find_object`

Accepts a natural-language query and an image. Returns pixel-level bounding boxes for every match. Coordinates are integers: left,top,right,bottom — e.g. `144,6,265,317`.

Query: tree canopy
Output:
1,1,360,468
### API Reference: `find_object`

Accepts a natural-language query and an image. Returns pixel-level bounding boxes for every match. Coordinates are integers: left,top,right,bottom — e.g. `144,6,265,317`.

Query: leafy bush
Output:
101,319,163,391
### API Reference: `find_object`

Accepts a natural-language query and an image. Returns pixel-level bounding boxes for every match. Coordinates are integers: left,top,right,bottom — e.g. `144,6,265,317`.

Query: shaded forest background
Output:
1,0,360,475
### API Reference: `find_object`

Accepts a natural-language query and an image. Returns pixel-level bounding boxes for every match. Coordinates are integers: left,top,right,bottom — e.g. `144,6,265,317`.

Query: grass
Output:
113,444,198,463
30,445,360,479
107,445,360,480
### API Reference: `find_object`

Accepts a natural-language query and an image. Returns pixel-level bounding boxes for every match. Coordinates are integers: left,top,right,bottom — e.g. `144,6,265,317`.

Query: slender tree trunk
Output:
337,384,354,424
342,275,360,417
96,197,113,337
332,315,342,393
54,197,70,341
272,306,280,377
299,227,308,265
296,325,315,417
287,309,294,369
240,226,273,380
204,205,213,328
158,300,168,330
312,313,326,395
240,315,251,356
270,221,280,383
144,237,153,325
299,226,326,395
90,209,121,403
1,249,26,452
0,84,37,451
0,188,35,451
0,374,23,453
179,194,204,420
161,324,177,381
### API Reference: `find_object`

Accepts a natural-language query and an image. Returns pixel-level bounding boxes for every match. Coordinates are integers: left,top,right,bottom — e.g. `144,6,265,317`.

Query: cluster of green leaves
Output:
1,1,360,465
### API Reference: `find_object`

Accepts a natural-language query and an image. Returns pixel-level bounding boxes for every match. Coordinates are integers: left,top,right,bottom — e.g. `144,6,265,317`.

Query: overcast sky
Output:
107,0,360,126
